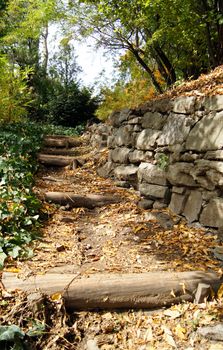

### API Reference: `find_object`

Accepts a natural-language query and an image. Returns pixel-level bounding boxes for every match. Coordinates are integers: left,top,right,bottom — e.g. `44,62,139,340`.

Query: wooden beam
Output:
44,191,119,208
2,271,221,310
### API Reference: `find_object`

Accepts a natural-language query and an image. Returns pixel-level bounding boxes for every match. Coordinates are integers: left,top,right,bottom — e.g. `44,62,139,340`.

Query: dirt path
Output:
17,135,221,278
5,134,223,349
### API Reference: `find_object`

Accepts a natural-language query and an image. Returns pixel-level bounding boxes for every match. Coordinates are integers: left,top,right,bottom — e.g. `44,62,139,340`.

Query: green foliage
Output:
0,55,33,123
40,122,86,136
156,153,169,171
0,321,46,349
0,122,44,269
46,82,99,127
0,325,25,350
96,77,156,120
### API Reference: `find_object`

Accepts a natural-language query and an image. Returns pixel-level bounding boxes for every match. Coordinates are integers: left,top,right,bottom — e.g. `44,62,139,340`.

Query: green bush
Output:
0,55,33,123
46,82,99,127
0,122,44,268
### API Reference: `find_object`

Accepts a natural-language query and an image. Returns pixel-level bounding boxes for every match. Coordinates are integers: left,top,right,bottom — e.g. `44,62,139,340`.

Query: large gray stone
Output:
97,161,114,178
204,150,223,160
136,129,161,150
191,160,223,190
109,109,131,127
139,183,170,199
110,147,131,164
203,95,223,112
172,186,186,194
186,111,223,151
153,201,167,209
180,152,200,162
183,190,202,223
172,96,196,114
138,98,173,114
115,125,134,147
129,150,153,164
200,198,223,228
138,162,168,185
107,135,116,149
197,323,223,341
114,165,138,181
157,113,192,146
167,163,197,186
128,116,142,124
169,193,187,215
142,112,167,130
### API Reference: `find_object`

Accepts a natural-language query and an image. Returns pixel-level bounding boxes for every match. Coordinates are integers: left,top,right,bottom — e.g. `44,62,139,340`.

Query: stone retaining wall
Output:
96,95,223,229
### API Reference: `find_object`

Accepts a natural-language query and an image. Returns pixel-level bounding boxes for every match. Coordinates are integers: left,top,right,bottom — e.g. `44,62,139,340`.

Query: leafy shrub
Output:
0,122,44,268
0,55,33,123
96,78,156,121
46,82,99,127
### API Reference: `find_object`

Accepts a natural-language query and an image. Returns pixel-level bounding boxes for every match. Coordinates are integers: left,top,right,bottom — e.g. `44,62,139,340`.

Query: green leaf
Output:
0,325,24,341
27,321,45,337
8,246,21,259
0,251,7,269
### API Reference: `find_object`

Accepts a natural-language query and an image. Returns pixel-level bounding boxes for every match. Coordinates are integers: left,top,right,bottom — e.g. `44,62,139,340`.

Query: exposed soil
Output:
2,134,223,350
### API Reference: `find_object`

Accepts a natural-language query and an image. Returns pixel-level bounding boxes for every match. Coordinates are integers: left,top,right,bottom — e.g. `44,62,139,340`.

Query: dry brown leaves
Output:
2,139,223,349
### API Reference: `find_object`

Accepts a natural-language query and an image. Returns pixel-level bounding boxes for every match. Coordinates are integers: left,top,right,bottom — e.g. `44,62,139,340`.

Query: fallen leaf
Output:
162,326,177,348
51,292,62,301
174,324,187,340
217,283,223,299
4,268,20,273
164,309,182,319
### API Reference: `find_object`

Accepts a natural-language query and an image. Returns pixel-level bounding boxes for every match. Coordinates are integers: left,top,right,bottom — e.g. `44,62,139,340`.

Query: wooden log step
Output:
44,191,119,208
38,154,75,167
2,271,221,310
43,136,82,148
41,148,79,156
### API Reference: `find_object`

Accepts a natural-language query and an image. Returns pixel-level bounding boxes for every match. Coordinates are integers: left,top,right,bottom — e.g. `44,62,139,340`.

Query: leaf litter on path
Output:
1,137,223,349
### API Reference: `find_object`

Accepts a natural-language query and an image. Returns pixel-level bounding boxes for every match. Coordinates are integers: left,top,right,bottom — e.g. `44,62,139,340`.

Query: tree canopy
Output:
0,0,222,123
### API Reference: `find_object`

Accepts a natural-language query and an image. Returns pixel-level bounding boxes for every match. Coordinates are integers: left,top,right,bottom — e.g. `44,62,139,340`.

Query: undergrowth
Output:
0,122,45,268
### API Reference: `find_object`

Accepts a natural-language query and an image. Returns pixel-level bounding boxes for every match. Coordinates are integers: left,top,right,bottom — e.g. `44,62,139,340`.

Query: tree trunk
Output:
153,44,176,85
2,271,221,310
128,44,163,94
44,191,119,208
42,23,49,75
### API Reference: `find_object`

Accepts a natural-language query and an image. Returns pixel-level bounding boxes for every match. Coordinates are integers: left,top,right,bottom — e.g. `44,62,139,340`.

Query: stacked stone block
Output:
97,95,223,229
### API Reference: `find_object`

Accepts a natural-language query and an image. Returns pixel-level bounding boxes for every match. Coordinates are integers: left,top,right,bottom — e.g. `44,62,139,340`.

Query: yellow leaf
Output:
51,292,62,301
175,324,187,340
217,283,223,299
134,225,146,233
4,268,20,273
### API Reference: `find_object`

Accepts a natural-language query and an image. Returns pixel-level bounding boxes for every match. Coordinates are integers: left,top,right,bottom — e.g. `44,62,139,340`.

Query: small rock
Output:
115,180,131,188
217,227,223,242
138,199,154,209
144,211,174,229
144,212,157,222
213,247,223,261
197,323,223,341
56,244,66,252
86,339,100,350
153,201,167,209
194,283,211,304
154,212,175,229
59,215,75,223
